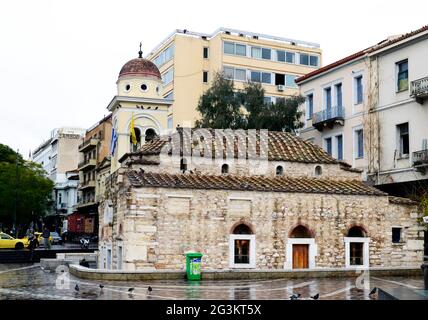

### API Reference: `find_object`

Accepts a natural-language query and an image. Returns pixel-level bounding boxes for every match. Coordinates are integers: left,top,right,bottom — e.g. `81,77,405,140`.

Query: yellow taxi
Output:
0,232,29,250
22,232,53,248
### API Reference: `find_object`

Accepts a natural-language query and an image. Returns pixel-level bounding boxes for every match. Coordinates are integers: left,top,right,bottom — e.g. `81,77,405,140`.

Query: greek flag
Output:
110,128,118,156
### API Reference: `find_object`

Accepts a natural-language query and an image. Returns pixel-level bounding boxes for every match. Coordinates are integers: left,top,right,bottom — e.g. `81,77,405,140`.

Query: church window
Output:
140,83,148,92
276,165,284,176
145,128,157,142
221,163,229,174
125,84,131,92
314,165,322,176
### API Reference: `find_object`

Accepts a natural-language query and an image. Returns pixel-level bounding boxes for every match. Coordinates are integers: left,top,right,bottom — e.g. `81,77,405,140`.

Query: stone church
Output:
98,51,424,271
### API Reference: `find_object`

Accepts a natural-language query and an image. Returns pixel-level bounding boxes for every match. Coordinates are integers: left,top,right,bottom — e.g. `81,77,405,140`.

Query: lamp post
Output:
13,149,19,238
423,216,428,290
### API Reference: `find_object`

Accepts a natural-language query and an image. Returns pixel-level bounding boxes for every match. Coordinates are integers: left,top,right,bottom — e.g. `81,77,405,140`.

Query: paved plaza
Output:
0,263,424,300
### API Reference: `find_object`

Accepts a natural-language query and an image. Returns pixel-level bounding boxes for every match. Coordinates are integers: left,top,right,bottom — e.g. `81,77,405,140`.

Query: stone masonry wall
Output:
105,176,423,271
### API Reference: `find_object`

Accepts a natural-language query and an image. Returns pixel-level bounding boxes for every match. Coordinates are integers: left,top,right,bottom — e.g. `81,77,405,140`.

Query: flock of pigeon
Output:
289,287,377,300
74,283,153,296
73,283,378,300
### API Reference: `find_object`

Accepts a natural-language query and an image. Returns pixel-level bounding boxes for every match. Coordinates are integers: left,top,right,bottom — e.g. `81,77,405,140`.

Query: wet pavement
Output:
0,263,424,300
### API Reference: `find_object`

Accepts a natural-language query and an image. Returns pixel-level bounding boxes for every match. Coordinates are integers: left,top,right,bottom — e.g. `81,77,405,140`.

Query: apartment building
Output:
146,27,322,129
75,114,112,235
297,24,428,197
32,127,86,217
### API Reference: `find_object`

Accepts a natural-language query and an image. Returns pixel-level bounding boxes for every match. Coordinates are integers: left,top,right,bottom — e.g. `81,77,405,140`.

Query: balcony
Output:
78,138,99,152
312,106,345,131
411,77,428,104
78,159,96,171
79,180,96,190
413,149,428,173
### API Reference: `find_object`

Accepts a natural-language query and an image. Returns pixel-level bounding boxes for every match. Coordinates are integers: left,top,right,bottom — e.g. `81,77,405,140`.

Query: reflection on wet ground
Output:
0,264,424,300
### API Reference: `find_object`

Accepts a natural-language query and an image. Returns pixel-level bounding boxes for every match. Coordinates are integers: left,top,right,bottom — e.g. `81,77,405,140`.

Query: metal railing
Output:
413,149,428,166
78,138,99,151
411,77,428,97
313,106,345,125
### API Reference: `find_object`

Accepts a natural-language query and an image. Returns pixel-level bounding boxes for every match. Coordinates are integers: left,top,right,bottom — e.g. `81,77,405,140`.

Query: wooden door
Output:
293,244,309,269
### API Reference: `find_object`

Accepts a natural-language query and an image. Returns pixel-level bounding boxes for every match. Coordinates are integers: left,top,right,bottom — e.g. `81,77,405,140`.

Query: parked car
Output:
50,232,62,245
0,232,29,250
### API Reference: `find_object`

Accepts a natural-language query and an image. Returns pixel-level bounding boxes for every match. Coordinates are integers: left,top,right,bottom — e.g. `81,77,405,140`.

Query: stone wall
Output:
100,171,423,271
123,154,360,181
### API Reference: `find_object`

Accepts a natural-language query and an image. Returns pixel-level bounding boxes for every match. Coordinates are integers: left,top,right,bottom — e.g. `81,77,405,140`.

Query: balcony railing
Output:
312,106,345,131
79,180,96,190
413,149,428,166
78,158,97,171
411,77,428,103
78,138,99,152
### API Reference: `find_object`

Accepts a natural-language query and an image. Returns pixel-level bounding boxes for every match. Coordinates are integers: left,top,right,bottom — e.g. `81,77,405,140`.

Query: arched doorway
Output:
229,223,256,268
344,225,369,268
285,224,317,270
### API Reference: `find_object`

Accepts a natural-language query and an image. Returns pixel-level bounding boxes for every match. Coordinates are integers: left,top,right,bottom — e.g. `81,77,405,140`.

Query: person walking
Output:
27,229,37,262
42,226,51,250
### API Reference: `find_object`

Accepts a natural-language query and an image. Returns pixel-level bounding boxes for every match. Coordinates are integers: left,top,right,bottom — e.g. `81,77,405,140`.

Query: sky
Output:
0,0,427,158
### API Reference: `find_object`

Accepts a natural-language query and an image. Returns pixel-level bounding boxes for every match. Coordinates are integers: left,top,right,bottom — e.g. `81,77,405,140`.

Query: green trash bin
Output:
185,252,203,281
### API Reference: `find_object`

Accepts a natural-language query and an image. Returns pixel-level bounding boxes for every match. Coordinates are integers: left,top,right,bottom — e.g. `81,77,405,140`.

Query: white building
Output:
297,24,428,196
32,127,85,216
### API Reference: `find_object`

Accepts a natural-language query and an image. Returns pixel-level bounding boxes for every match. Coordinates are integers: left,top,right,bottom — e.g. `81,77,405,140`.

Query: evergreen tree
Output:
197,72,305,132
195,72,245,129
0,144,53,232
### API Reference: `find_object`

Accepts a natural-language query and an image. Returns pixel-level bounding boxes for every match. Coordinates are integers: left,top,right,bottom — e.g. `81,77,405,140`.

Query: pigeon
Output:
290,293,301,300
311,293,319,300
128,288,134,293
148,286,152,293
75,284,79,292
369,287,377,296
99,284,104,289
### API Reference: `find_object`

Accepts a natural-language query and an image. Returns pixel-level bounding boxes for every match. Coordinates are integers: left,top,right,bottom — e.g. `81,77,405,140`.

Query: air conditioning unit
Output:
277,85,285,92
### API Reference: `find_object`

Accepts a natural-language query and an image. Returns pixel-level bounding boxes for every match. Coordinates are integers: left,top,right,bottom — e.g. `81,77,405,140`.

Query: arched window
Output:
145,128,157,142
314,165,322,176
233,224,252,235
221,163,229,174
346,226,367,267
290,225,312,238
276,165,284,176
347,226,366,237
130,127,141,152
230,223,254,267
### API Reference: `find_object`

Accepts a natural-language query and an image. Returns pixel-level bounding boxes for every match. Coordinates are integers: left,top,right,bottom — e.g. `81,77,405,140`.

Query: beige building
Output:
146,28,322,129
32,127,86,217
98,129,423,271
74,114,112,235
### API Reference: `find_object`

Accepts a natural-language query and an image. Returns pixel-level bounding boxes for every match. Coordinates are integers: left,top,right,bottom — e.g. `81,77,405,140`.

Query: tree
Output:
197,72,305,132
0,144,53,234
195,72,245,129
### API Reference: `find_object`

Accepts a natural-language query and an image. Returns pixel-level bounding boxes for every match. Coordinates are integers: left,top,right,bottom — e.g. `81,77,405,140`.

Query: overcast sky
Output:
0,0,427,158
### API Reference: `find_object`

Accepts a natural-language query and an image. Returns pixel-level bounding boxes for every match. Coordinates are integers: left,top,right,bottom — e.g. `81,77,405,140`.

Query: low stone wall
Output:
40,253,98,271
69,264,423,281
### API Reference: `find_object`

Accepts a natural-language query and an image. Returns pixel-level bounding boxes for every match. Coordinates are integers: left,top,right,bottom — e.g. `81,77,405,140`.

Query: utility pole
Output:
13,149,19,238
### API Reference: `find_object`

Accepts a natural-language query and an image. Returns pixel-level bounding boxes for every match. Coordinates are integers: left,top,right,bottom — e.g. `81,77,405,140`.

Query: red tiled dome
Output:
119,58,161,79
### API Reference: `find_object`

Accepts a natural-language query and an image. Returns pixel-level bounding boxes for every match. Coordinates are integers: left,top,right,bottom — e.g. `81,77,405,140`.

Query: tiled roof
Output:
367,24,428,54
126,130,339,165
119,58,161,79
296,24,428,84
127,170,386,196
296,50,365,84
388,196,418,205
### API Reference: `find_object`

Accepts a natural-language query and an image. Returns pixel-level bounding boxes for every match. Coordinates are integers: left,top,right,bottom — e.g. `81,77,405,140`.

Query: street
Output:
0,263,424,300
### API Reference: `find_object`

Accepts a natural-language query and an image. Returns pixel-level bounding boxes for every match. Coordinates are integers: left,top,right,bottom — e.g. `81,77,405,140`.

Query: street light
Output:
12,149,19,238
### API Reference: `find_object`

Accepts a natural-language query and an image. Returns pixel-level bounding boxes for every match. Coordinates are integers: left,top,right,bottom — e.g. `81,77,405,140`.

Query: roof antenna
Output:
138,42,143,58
